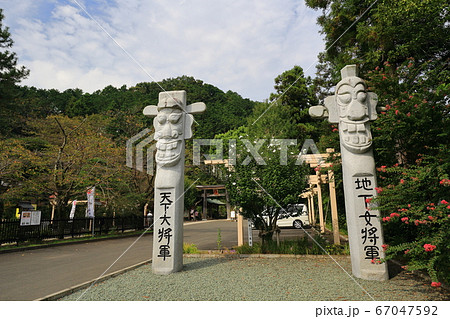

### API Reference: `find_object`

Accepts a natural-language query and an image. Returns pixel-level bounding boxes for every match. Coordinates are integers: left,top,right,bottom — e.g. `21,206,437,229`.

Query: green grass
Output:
183,243,199,254
235,236,350,255
325,221,348,236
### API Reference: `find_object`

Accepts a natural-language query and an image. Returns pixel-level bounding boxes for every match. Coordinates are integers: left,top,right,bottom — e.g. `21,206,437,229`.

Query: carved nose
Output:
347,100,366,120
161,123,173,138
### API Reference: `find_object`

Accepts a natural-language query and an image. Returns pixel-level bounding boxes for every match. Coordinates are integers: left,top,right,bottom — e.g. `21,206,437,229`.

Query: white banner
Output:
69,200,77,219
86,187,95,218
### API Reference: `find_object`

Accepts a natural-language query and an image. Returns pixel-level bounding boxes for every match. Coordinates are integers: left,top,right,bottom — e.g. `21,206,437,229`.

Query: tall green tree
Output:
306,0,449,90
0,9,30,136
251,66,320,141
215,126,309,243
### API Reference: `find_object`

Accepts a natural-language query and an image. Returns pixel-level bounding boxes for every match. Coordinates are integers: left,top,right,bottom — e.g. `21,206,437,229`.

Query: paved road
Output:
0,219,323,300
0,220,241,300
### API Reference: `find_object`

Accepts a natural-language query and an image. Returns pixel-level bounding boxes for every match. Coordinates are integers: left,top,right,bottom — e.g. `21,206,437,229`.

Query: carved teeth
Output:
353,136,359,144
348,124,356,132
357,124,365,132
157,141,179,150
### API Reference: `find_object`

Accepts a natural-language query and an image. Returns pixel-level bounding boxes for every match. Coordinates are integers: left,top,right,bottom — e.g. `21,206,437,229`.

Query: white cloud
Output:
1,0,324,101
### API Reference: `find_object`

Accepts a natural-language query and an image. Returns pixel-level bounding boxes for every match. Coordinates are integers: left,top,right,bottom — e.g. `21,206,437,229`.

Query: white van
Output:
262,204,310,229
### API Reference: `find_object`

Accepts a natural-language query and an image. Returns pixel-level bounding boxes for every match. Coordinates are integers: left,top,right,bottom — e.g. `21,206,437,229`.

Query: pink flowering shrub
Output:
423,244,437,252
367,60,450,286
374,156,449,285
368,60,449,284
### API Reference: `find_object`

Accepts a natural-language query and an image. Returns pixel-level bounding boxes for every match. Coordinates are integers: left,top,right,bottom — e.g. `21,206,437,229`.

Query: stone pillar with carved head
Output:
143,90,206,275
310,65,388,281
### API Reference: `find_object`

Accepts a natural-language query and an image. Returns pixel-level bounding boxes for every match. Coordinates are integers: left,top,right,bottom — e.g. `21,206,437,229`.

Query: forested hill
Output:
6,75,256,139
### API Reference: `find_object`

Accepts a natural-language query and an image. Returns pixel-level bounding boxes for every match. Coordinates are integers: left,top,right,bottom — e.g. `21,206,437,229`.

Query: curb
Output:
35,258,152,301
0,231,153,255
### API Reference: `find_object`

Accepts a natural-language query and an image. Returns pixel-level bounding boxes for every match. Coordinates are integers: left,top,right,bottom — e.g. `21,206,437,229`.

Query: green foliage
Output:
184,177,201,211
308,0,449,286
270,66,318,111
213,66,323,243
0,114,155,219
221,132,310,242
306,0,449,91
235,243,259,254
251,66,322,141
375,149,450,284
367,60,448,286
368,59,449,166
234,235,346,255
0,9,30,136
183,243,199,254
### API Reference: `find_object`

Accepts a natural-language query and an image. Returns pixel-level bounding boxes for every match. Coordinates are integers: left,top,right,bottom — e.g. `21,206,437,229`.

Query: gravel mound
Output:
60,255,449,301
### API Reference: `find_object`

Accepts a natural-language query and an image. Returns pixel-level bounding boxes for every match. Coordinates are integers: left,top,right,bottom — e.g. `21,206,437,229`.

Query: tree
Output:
250,66,323,142
0,115,146,221
375,148,450,286
365,58,450,286
270,66,318,111
306,0,449,89
0,9,30,136
216,127,309,244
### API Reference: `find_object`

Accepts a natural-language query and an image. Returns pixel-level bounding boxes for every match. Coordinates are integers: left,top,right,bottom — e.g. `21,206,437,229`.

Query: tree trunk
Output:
56,203,64,239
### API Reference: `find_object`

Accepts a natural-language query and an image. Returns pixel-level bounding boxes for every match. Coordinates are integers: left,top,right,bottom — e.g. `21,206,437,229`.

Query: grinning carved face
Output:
336,78,373,153
153,107,184,167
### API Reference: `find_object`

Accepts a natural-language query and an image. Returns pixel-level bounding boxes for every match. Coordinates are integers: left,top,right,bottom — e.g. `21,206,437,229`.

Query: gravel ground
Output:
60,255,449,301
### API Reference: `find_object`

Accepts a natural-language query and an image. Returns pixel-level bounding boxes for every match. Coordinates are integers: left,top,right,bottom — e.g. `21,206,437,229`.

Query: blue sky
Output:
0,0,324,101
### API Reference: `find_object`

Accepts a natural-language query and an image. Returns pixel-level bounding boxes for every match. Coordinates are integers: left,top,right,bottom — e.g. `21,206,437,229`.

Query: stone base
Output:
152,264,183,275
356,269,389,281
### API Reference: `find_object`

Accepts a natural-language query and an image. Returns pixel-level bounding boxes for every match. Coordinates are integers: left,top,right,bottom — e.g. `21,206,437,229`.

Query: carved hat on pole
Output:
143,91,206,167
309,65,381,154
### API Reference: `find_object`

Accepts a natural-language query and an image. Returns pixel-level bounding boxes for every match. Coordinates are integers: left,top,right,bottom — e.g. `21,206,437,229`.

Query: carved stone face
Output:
153,107,184,167
336,77,372,153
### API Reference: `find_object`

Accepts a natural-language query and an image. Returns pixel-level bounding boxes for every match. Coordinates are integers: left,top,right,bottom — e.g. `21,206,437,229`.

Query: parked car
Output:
260,204,310,229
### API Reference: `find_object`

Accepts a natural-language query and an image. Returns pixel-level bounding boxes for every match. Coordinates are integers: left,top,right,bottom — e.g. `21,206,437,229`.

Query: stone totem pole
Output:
309,65,389,281
143,90,206,275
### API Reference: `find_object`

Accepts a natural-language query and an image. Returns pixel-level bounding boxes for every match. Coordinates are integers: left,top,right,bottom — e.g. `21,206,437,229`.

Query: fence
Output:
0,215,147,245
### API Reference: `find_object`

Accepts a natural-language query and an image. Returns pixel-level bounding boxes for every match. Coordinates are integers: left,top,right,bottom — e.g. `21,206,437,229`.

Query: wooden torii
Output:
300,148,341,245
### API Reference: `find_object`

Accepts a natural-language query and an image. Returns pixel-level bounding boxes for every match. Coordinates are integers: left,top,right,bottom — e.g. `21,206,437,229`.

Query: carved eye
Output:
338,93,351,104
157,115,167,124
169,113,182,124
357,92,367,103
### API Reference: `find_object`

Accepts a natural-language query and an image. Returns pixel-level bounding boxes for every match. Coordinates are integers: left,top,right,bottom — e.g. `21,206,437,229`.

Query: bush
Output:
234,235,348,256
375,150,450,285
183,243,199,254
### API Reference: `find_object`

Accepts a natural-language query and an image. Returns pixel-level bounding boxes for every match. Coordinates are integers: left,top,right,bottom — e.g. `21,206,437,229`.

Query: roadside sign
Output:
20,210,42,226
248,220,253,247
